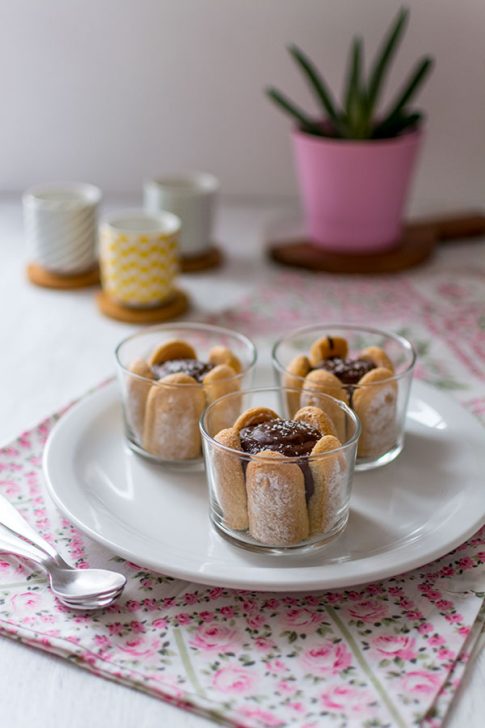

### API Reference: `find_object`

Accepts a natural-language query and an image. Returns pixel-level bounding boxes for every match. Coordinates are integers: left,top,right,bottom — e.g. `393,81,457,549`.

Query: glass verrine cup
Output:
115,323,257,469
272,324,416,470
200,386,360,554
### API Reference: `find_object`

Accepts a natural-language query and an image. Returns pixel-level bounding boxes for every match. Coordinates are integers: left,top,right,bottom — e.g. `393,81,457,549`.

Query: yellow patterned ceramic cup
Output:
99,210,180,307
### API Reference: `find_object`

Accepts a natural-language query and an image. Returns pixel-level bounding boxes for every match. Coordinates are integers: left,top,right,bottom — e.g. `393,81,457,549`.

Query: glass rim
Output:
200,385,361,461
114,322,257,386
271,323,417,384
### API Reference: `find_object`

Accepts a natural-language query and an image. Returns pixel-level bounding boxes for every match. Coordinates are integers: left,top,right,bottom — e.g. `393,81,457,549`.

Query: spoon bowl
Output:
47,565,127,600
0,493,126,610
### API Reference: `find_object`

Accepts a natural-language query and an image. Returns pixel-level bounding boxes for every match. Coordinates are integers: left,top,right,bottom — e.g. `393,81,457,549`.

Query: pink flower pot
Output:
292,128,423,253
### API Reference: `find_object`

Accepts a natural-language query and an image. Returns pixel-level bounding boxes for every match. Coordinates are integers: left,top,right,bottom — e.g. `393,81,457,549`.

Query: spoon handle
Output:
0,526,49,568
0,493,60,562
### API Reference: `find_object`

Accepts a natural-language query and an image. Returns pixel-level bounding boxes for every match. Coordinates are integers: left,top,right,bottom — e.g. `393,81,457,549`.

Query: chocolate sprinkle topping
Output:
239,419,321,457
317,356,376,385
152,358,214,383
240,419,321,502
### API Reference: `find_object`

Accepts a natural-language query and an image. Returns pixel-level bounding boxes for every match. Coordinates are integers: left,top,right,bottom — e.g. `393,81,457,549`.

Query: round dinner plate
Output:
43,380,485,591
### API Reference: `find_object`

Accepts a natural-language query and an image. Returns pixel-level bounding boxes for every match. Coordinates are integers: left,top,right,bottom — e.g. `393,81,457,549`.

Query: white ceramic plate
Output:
43,380,485,591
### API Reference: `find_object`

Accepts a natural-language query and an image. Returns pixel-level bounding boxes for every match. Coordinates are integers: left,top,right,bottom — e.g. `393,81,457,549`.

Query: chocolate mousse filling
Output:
316,356,376,385
152,358,215,382
239,419,321,501
315,355,376,405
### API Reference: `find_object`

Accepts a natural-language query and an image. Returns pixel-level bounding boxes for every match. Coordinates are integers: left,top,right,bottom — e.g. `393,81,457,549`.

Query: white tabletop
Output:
0,197,483,727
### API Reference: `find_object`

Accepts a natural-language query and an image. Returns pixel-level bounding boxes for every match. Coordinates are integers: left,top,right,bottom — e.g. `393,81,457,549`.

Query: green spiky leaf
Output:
380,57,433,125
345,37,363,116
288,44,343,129
373,111,423,138
344,37,370,138
265,87,324,135
367,8,409,115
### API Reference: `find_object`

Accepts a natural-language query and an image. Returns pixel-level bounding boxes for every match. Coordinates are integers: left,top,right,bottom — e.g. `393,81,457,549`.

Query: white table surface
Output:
0,197,483,727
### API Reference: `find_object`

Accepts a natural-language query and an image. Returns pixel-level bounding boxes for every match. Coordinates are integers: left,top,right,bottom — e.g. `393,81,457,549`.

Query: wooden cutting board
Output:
268,213,485,274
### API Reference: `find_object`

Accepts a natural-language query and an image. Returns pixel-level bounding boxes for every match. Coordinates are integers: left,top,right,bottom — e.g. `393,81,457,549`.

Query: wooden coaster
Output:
96,289,190,324
180,246,223,273
27,262,100,289
268,212,485,275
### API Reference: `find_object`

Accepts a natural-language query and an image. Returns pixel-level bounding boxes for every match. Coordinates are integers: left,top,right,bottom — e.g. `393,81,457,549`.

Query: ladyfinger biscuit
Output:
203,364,238,402
309,336,348,368
352,367,398,458
143,373,205,460
233,407,280,431
293,405,338,437
147,339,197,367
208,346,242,374
283,355,311,416
246,450,309,546
213,428,248,530
126,358,154,441
359,346,395,373
301,369,348,442
308,435,346,535
203,364,240,433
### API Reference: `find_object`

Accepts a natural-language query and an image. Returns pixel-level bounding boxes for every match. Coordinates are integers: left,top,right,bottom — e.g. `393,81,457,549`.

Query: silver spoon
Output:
0,527,124,607
0,529,124,609
0,494,126,607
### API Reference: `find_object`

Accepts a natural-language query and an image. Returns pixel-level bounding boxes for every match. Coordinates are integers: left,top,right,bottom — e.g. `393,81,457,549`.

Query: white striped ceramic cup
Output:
23,182,101,274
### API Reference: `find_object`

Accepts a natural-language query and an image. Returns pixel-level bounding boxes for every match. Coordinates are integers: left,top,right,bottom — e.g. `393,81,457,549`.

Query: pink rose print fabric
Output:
1,257,485,727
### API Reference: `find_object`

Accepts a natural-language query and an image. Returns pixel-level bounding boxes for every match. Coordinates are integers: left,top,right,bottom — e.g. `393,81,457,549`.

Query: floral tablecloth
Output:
1,244,484,728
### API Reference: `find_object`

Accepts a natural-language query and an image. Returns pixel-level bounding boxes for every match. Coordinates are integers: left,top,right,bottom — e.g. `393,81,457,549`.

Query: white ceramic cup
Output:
23,182,101,274
144,172,219,257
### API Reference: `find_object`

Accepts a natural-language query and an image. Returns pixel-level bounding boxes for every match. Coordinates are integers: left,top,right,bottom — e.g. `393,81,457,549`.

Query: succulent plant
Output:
266,8,433,140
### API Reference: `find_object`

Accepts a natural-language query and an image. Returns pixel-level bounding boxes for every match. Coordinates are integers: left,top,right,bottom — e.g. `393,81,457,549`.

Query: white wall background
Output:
1,0,484,211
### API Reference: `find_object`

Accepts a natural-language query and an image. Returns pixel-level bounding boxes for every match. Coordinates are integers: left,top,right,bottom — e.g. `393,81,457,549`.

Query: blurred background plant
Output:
266,7,433,140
